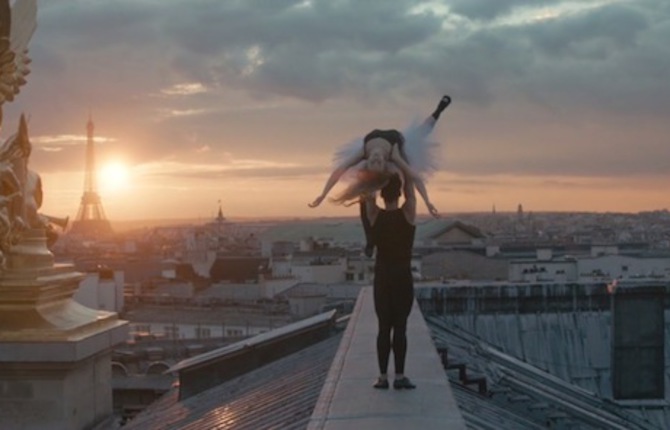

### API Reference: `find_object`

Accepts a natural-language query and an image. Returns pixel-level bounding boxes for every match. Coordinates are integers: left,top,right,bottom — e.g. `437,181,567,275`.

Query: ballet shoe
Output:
436,95,451,113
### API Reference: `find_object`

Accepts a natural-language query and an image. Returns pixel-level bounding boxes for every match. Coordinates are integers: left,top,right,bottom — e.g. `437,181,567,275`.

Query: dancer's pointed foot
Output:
437,94,451,112
432,95,451,120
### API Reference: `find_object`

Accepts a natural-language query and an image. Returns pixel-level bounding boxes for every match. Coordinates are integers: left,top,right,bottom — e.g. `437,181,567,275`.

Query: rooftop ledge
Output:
308,286,467,430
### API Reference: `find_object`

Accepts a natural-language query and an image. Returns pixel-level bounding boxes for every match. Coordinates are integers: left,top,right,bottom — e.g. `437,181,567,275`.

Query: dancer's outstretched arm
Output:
390,145,439,218
309,147,366,208
402,171,417,225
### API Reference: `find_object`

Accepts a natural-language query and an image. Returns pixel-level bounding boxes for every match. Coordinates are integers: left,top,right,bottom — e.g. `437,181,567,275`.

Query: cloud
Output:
31,134,87,145
32,134,116,145
3,0,669,201
133,158,319,180
11,0,667,111
160,82,208,96
447,0,545,21
9,0,665,120
155,108,208,118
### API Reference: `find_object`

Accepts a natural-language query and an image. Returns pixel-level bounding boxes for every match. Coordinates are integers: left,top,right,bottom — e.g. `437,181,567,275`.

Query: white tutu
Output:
401,116,441,179
331,136,364,182
331,116,442,181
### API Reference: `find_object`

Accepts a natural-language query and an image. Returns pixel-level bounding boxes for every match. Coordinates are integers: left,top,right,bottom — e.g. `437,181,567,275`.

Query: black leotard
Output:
363,129,406,160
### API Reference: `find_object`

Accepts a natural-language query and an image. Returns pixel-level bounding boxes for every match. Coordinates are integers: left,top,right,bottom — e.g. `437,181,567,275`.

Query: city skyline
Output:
2,0,669,221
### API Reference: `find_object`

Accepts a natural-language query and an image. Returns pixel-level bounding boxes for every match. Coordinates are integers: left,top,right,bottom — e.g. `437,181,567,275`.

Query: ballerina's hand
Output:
428,203,440,218
309,195,325,208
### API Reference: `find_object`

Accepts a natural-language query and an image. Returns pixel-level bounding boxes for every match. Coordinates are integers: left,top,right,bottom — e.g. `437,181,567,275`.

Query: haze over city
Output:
3,0,669,221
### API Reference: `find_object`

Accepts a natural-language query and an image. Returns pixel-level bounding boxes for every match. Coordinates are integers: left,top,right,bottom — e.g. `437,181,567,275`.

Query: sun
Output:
99,161,130,193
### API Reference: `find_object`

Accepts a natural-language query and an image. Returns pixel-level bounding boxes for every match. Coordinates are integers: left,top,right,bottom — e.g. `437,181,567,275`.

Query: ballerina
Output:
309,95,451,255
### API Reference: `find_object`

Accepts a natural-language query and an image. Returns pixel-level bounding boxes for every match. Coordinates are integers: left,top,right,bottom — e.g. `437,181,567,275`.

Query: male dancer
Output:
365,173,418,389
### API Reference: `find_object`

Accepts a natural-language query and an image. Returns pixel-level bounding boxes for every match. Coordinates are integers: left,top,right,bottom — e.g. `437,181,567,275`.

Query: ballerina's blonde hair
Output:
329,169,393,206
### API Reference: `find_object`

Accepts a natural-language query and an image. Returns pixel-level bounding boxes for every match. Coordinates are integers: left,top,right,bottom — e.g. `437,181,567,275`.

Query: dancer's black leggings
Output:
376,312,409,375
374,270,413,375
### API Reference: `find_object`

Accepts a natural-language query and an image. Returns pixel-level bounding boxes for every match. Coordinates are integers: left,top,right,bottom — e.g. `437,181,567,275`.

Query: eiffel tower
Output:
69,116,113,238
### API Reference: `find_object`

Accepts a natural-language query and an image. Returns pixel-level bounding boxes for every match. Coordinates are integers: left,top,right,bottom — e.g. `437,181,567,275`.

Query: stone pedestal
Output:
0,229,128,430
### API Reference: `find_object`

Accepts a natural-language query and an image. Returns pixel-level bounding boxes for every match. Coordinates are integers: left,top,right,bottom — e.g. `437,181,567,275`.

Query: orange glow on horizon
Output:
37,167,669,223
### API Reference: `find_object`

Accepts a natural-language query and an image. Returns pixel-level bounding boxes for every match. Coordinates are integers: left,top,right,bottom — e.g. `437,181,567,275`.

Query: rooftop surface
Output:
119,286,468,429
121,333,342,430
308,286,467,429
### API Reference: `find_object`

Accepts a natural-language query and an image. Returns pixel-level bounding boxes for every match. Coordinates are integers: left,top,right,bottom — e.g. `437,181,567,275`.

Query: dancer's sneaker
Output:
393,376,416,389
373,377,389,389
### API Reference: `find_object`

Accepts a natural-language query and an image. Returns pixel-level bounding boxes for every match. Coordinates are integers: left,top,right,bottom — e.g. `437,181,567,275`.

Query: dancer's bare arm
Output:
364,192,379,226
402,173,417,225
309,147,365,208
390,146,439,218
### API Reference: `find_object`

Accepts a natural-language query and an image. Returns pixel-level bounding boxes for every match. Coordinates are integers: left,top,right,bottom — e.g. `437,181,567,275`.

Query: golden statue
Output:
0,1,62,269
0,0,36,130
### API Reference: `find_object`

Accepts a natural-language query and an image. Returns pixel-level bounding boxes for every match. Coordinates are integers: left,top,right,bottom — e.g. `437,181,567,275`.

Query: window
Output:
164,325,179,339
195,326,211,339
612,287,664,399
134,324,151,333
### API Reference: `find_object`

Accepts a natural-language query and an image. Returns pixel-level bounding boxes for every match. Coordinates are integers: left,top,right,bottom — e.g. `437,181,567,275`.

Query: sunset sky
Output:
3,0,669,222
